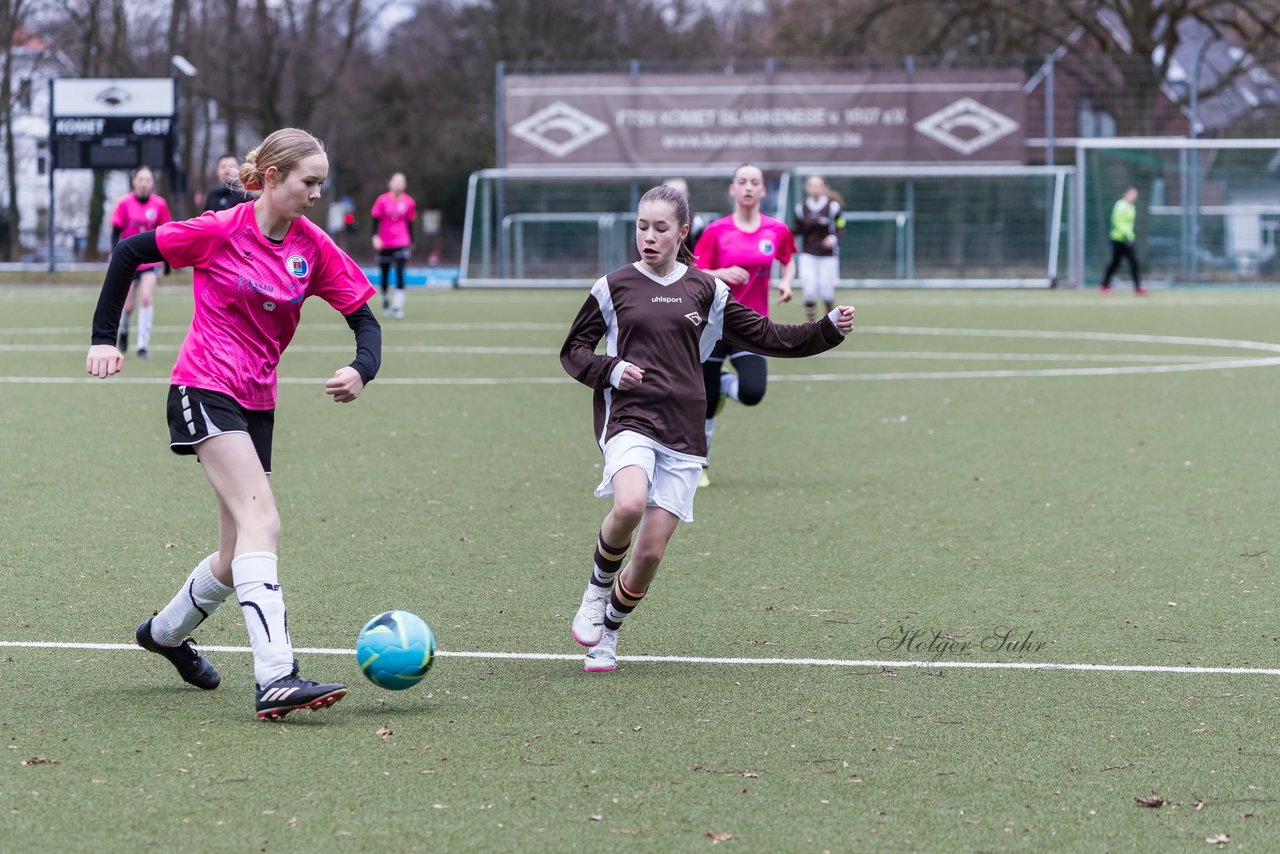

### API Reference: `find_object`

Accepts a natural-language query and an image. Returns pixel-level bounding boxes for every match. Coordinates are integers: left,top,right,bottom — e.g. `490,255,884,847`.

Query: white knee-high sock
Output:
392,289,406,311
232,552,294,687
150,553,233,646
137,305,155,350
704,416,717,452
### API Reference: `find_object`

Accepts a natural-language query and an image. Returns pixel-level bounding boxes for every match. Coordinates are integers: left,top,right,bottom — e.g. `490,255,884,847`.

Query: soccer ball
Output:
356,610,436,690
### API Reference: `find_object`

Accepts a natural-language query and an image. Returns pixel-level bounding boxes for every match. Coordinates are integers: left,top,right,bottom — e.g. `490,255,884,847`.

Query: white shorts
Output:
594,431,702,523
797,253,839,303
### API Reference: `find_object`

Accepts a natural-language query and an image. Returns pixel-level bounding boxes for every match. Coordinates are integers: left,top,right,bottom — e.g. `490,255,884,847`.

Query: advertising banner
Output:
503,70,1026,167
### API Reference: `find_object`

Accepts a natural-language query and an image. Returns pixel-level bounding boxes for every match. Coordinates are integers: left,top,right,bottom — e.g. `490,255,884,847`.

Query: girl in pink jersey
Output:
561,184,854,671
692,163,797,487
110,165,171,359
370,172,417,319
86,128,382,721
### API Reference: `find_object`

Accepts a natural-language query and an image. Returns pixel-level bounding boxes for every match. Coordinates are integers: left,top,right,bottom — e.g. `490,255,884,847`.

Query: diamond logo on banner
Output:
511,101,609,158
94,86,133,109
913,97,1019,155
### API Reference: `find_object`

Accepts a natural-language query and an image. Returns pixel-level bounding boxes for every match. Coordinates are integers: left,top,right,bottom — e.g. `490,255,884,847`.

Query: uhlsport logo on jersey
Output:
758,238,775,256
285,255,309,278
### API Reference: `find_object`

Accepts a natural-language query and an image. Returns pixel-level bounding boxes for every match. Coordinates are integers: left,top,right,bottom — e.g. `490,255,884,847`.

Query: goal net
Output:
1075,138,1280,285
459,165,1072,288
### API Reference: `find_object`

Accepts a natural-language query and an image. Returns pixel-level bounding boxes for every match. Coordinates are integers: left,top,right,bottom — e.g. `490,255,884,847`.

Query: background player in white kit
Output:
560,184,854,672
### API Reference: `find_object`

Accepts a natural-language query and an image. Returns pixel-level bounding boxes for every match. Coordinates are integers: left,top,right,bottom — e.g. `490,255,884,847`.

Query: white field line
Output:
1,640,1276,675
9,288,1280,307
0,342,1231,364
9,355,1280,386
6,327,1280,383
0,322,569,335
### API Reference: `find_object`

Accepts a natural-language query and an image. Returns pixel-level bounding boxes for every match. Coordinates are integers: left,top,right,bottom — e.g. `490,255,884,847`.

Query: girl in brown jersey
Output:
560,185,855,672
792,174,846,322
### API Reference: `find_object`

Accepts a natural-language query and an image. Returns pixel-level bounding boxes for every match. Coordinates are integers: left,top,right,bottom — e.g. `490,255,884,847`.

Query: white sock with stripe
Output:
137,305,154,350
232,552,294,687
150,553,233,646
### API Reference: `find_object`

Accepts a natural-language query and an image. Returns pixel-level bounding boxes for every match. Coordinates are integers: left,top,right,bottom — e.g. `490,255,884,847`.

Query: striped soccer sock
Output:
603,577,645,631
588,532,629,595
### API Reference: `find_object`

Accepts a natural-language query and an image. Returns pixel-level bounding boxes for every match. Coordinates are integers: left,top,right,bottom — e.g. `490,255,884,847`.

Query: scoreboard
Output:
50,78,175,171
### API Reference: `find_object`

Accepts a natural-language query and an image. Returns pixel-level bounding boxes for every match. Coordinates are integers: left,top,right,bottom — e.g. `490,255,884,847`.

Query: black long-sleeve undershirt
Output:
91,232,161,344
90,231,382,385
343,305,381,385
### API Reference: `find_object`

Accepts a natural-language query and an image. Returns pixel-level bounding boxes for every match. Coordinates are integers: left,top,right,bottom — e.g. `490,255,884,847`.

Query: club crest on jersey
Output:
758,238,775,255
684,311,703,326
285,255,309,277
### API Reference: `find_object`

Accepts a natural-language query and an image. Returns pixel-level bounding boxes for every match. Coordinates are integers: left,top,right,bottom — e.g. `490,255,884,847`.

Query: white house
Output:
0,29,82,260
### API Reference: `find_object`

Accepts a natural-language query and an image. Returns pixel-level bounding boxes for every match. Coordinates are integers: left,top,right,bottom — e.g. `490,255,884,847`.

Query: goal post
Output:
780,165,1073,288
459,164,1073,288
459,166,743,288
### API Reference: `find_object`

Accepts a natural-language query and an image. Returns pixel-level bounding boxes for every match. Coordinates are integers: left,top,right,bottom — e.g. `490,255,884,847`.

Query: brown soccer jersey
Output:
793,198,843,257
561,262,845,458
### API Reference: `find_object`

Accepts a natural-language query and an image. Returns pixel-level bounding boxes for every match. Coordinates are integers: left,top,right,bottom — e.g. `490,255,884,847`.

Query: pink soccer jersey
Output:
156,204,376,410
371,192,416,249
112,193,172,272
693,215,796,316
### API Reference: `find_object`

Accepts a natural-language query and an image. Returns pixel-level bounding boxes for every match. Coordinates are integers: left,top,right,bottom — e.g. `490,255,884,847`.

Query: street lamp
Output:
171,55,197,78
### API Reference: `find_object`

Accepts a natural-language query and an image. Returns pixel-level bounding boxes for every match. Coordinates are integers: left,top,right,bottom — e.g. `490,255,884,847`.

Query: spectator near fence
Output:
1100,186,1147,295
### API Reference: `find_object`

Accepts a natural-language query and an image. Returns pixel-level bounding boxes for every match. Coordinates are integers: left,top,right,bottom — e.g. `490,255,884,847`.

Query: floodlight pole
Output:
47,79,55,274
171,55,198,220
1187,39,1212,282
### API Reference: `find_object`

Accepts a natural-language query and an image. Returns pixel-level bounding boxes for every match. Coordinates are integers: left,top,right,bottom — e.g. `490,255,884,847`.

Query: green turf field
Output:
2,282,1278,852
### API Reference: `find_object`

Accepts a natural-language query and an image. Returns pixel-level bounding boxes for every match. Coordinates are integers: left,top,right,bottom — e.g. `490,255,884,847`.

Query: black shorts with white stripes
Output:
166,385,275,473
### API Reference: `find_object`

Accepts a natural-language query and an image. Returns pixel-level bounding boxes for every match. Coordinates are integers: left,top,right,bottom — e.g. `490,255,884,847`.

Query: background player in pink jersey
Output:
86,128,382,721
370,172,416,319
692,163,797,487
561,184,853,672
110,165,171,359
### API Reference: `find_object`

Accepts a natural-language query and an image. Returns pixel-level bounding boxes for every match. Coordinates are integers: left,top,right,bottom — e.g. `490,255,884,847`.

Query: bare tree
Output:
0,0,33,260
835,0,1280,135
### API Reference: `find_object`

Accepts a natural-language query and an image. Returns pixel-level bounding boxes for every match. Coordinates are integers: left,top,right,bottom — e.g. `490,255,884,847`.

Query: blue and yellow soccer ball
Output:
356,610,436,690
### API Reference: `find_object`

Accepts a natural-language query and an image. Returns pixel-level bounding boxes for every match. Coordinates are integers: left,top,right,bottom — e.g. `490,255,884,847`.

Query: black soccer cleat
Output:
136,347,149,360
135,617,221,690
255,662,346,721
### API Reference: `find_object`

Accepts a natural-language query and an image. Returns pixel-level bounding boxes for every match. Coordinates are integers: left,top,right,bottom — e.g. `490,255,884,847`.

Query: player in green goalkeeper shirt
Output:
1100,186,1147,295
